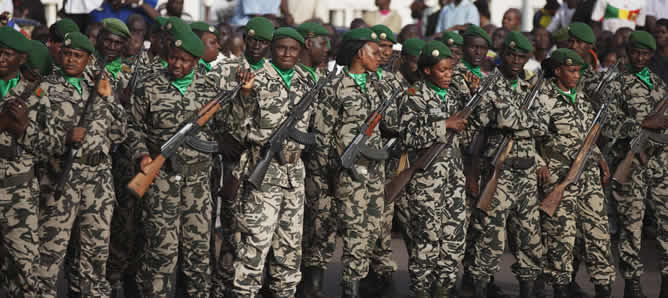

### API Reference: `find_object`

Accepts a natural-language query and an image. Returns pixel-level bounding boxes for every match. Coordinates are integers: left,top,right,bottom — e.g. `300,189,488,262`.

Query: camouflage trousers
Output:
470,165,543,282
394,191,413,251
135,168,212,298
232,174,305,298
213,160,241,297
37,164,115,297
405,158,466,292
648,149,668,276
335,162,385,282
541,166,615,286
302,155,337,270
0,178,40,298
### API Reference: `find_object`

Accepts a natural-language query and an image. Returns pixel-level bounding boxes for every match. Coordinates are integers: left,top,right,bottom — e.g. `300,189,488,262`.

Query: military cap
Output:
568,22,595,44
371,24,397,43
164,17,190,37
190,21,219,35
0,26,31,53
152,16,168,31
342,28,379,42
552,27,569,42
245,17,274,41
296,22,330,39
273,27,305,46
629,30,656,51
401,38,426,56
53,18,80,39
172,30,205,58
504,31,532,53
64,32,95,54
421,40,453,61
551,48,585,67
462,25,491,46
440,31,464,47
27,40,53,76
101,18,131,39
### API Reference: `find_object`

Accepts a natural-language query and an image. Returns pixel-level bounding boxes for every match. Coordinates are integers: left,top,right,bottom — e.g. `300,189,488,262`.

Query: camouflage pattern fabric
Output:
648,149,668,276
535,79,615,286
579,65,604,108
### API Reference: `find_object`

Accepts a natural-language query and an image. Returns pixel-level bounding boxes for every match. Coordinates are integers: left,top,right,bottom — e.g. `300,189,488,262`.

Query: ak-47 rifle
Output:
246,70,338,189
127,84,243,197
53,60,108,201
477,71,546,212
539,63,621,217
612,96,668,185
384,71,502,203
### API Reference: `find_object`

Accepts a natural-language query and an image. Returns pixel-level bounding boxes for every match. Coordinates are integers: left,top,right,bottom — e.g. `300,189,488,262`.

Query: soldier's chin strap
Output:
185,136,219,153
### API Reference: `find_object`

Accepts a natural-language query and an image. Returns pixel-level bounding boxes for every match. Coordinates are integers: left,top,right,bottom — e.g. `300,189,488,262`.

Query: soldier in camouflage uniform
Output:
46,18,80,68
0,27,53,298
567,23,603,106
399,40,468,298
648,148,668,296
36,32,126,298
467,32,547,298
535,48,615,298
127,26,218,298
225,27,311,298
440,32,464,65
606,31,668,298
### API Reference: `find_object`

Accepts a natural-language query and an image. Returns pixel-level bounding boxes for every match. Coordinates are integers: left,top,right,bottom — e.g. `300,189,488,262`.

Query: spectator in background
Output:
350,18,369,29
492,27,509,53
598,47,617,69
482,24,496,36
127,13,147,40
591,0,648,32
61,0,101,31
533,26,551,62
31,24,48,43
474,0,490,26
435,0,479,34
645,0,668,33
399,24,421,43
226,32,245,58
230,0,292,26
85,22,103,48
546,0,578,32
502,8,521,31
410,0,441,37
217,23,233,56
597,30,615,51
614,27,633,48
13,0,46,25
90,0,159,26
363,0,402,33
534,0,560,29
650,19,668,84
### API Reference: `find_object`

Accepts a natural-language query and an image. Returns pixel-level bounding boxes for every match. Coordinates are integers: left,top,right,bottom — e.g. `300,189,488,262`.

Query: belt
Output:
75,152,108,167
503,157,535,170
166,159,211,176
0,167,34,188
278,150,302,165
0,143,19,161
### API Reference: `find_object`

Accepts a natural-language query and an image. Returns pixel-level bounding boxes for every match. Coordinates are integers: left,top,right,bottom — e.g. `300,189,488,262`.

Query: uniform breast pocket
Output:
257,91,285,130
428,107,447,123
150,102,184,129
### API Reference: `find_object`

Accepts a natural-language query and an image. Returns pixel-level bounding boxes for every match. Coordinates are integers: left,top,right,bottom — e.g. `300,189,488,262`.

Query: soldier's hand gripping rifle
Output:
612,96,668,185
384,71,502,203
246,70,338,189
53,60,108,201
477,70,545,212
127,84,243,198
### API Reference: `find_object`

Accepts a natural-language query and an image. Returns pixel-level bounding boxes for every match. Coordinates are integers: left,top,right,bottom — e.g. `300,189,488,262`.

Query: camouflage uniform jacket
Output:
580,65,603,104
451,62,491,148
229,65,312,188
87,55,132,95
127,70,219,164
1,79,55,182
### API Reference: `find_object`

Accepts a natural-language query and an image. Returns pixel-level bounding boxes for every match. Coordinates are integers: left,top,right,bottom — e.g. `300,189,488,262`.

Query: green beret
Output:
342,28,379,42
101,18,131,39
190,21,219,36
273,27,305,46
63,32,95,54
552,27,569,42
629,30,656,51
53,18,80,39
296,22,330,39
164,17,190,37
440,31,464,47
152,17,168,31
27,40,53,76
462,25,491,46
568,22,595,44
504,31,532,53
245,17,274,41
551,48,585,67
401,38,425,56
420,40,453,61
371,24,397,43
172,30,204,58
0,26,31,53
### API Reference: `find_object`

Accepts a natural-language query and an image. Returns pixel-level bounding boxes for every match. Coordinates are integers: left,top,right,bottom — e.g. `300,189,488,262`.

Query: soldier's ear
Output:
18,53,27,66
305,38,313,50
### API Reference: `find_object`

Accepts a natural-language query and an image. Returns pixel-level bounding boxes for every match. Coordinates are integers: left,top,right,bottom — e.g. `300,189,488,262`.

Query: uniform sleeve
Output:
335,92,370,152
400,93,445,150
18,91,60,158
313,86,337,152
126,82,151,161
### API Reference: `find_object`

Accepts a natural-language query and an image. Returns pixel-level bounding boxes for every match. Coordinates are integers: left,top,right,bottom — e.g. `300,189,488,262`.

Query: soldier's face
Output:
149,31,166,57
245,35,270,64
125,32,144,58
656,25,668,48
567,37,591,59
271,37,301,70
554,65,581,90
306,36,329,66
627,46,653,71
168,47,197,79
424,57,455,89
450,45,463,65
399,54,419,83
0,47,26,79
99,31,126,61
377,40,394,66
200,32,220,63
47,40,63,66
358,42,380,72
500,49,529,78
60,47,90,77
463,36,489,66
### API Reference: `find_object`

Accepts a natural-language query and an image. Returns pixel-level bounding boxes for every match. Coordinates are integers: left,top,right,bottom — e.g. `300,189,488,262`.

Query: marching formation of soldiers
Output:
0,12,667,298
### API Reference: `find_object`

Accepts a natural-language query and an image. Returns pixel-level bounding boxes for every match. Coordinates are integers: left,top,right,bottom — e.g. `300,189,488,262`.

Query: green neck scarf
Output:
300,63,318,82
105,57,123,79
170,70,195,95
59,69,84,95
345,67,368,94
376,68,383,80
160,59,168,69
634,67,654,90
0,72,20,98
426,80,448,101
270,62,295,90
199,59,212,73
463,59,482,78
510,78,518,91
555,82,577,104
246,55,265,71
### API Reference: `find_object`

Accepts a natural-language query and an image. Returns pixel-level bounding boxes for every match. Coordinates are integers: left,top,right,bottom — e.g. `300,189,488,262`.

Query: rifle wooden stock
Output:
612,150,635,185
540,123,602,217
385,143,447,203
477,138,514,211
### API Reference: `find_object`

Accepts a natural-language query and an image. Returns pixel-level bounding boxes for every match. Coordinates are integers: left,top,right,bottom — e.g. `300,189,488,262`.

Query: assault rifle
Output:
384,71,501,203
477,71,545,212
246,70,338,188
127,84,242,197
